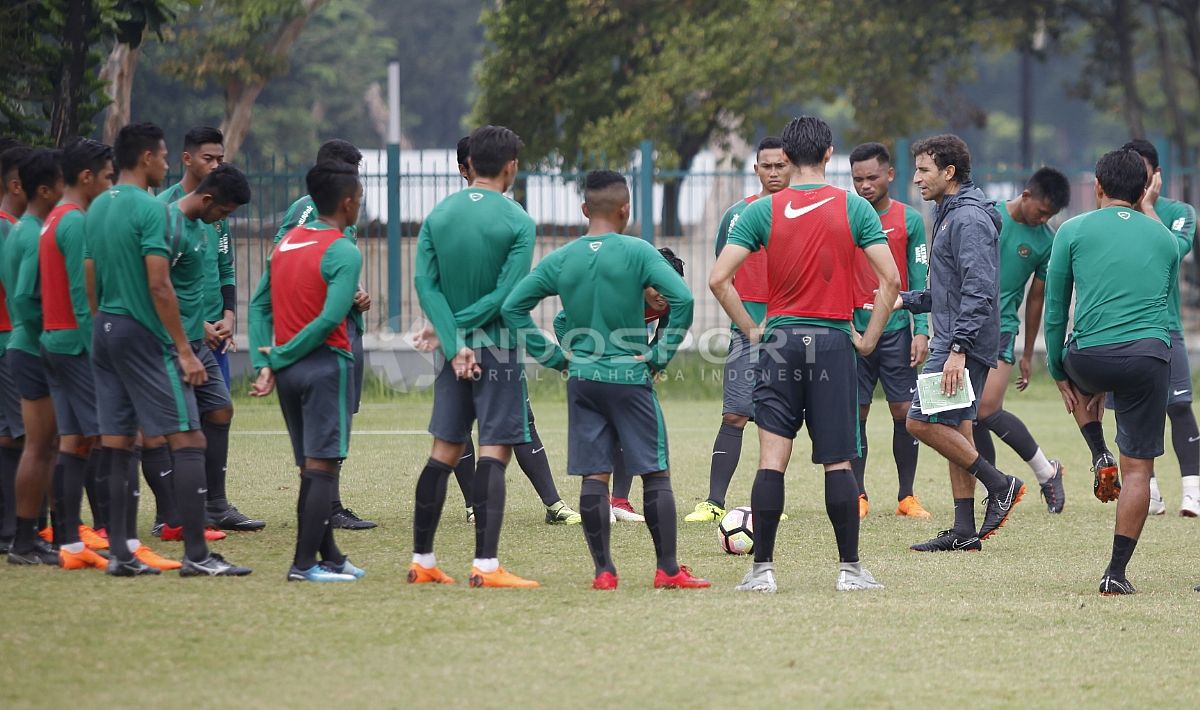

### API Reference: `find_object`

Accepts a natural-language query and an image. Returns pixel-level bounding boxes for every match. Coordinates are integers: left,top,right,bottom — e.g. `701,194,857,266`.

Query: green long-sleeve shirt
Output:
158,183,234,322
1044,206,1178,381
276,194,363,331
502,233,693,384
167,204,213,343
3,214,43,355
415,188,536,359
1154,196,1196,332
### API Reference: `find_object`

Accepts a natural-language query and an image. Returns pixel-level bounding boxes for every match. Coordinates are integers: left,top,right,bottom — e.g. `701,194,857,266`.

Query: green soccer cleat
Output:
684,500,725,523
545,501,582,525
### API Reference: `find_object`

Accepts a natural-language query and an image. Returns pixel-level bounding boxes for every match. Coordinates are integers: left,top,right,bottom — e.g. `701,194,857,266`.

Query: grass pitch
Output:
2,373,1199,708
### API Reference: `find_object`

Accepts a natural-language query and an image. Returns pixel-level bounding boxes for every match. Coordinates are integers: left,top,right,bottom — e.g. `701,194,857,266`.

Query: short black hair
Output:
61,139,114,187
1,145,33,185
456,136,470,168
780,116,833,167
1096,150,1147,205
657,247,685,277
582,169,629,214
306,161,361,216
469,125,523,178
756,136,784,158
1026,167,1070,212
315,139,362,167
196,163,251,207
1121,139,1158,171
849,142,891,167
183,126,223,153
912,134,971,182
114,122,165,171
18,148,63,197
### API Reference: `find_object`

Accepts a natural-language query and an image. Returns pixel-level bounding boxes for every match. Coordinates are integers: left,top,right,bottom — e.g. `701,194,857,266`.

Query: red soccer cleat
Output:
654,565,711,589
593,571,618,590
159,524,226,542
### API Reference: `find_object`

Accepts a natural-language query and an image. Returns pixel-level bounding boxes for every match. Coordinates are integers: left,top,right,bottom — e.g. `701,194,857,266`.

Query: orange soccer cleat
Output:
468,566,539,589
133,544,182,571
407,563,455,585
895,495,932,519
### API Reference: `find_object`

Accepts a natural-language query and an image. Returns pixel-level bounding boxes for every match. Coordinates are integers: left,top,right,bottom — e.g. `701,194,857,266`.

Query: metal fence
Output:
211,143,1200,344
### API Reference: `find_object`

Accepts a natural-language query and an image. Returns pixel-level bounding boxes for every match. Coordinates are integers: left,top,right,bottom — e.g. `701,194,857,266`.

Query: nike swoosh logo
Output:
952,537,978,549
883,228,895,234
1190,435,1200,443
531,447,545,455
713,451,726,456
280,240,318,252
1175,389,1190,396
784,196,835,219
159,469,173,477
909,387,917,393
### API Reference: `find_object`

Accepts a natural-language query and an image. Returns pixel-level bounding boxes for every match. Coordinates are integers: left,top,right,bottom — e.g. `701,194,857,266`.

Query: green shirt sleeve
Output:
1043,224,1074,381
714,202,736,257
10,229,40,334
248,261,273,372
640,242,693,371
452,213,536,332
726,198,772,251
274,197,306,244
848,193,888,248
58,211,92,341
140,201,171,258
1165,200,1197,248
413,219,464,360
216,219,235,288
552,309,569,343
501,254,567,371
266,238,362,371
906,208,929,336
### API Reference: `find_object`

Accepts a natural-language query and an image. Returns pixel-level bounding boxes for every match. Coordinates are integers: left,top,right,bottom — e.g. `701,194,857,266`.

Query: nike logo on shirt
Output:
883,228,896,234
784,196,835,219
280,240,319,252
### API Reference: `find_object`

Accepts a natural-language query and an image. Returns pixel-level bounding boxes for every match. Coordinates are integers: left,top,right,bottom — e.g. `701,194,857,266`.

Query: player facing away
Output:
250,162,366,583
847,142,930,520
409,125,538,589
156,126,264,533
3,148,64,565
711,116,900,593
685,136,795,524
86,122,250,577
1043,150,1179,595
901,135,1024,553
0,142,31,554
1119,140,1199,517
972,168,1071,514
275,139,376,531
502,170,708,591
38,139,116,569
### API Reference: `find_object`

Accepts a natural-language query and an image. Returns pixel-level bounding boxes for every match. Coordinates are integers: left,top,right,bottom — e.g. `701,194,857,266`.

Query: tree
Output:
99,0,185,143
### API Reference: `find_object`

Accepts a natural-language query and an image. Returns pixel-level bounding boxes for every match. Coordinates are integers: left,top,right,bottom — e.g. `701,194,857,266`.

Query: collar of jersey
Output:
302,219,336,231
788,183,828,191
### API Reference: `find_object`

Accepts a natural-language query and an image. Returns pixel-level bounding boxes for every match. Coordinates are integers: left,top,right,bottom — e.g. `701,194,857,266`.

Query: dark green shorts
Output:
276,347,354,466
566,378,667,476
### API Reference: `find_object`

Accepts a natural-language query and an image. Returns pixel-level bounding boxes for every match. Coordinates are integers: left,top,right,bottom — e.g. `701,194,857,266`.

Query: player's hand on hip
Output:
353,289,371,312
747,324,765,345
250,367,275,397
1055,380,1079,413
910,334,929,367
179,349,208,386
852,330,877,356
452,347,480,380
941,352,966,395
1016,355,1033,391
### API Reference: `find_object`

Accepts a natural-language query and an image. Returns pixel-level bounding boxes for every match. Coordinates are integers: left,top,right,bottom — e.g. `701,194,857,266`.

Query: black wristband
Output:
221,284,236,315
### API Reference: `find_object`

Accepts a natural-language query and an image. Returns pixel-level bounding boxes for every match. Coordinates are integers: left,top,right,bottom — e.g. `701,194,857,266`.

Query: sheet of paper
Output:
915,370,976,415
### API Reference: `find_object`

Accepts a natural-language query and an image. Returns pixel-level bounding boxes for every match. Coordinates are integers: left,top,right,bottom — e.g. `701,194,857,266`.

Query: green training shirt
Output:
167,203,211,343
415,188,536,359
86,184,173,345
158,182,234,323
1044,205,1178,381
275,194,363,330
851,201,929,334
3,214,44,355
40,208,92,355
988,199,1054,336
1154,196,1196,332
715,197,768,330
502,233,693,384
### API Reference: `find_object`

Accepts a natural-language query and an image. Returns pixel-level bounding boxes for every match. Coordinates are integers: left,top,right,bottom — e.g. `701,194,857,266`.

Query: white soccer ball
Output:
718,506,754,555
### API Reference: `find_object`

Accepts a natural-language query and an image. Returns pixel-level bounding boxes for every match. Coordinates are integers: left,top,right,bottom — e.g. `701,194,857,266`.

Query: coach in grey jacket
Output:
900,134,1026,553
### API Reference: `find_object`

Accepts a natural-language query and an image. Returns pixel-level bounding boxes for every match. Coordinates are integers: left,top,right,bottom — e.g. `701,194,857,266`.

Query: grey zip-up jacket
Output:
899,181,1001,367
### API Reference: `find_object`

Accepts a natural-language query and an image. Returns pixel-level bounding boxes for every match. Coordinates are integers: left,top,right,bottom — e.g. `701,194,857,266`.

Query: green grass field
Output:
2,370,1199,708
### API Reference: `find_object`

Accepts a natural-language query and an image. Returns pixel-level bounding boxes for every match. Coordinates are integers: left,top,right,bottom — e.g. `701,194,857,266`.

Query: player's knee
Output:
304,457,339,474
169,429,206,451
721,413,749,428
204,407,234,426
979,410,1003,429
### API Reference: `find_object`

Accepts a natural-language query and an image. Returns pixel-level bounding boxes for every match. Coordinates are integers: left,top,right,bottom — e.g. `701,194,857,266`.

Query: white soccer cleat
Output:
1180,495,1200,518
836,562,884,592
1149,494,1167,516
734,564,777,593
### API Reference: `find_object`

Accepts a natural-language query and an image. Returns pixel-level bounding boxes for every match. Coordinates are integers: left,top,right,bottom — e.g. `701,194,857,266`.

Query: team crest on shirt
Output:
589,241,602,252
1117,211,1131,220
469,192,483,202
1017,244,1032,258
1173,217,1186,232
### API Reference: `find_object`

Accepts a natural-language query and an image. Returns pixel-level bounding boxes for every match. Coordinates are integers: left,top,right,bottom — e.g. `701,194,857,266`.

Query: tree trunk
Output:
1114,0,1146,137
661,132,708,237
1152,0,1191,199
49,0,88,146
100,43,139,144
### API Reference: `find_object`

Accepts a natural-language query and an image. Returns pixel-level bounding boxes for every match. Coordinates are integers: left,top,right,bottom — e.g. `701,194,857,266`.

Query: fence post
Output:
639,139,654,243
1154,136,1172,194
386,61,402,331
894,137,911,205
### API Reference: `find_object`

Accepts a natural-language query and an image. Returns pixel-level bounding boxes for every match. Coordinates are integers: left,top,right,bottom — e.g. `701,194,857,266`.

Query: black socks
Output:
825,468,860,563
295,468,335,570
106,447,136,562
612,449,632,499
412,458,452,554
968,455,1009,496
1106,534,1138,578
57,452,87,546
707,422,744,508
172,447,210,562
0,445,20,539
84,447,107,532
473,456,507,559
973,419,997,465
893,418,918,500
850,419,869,498
981,410,1039,461
453,440,474,508
1168,403,1200,477
141,445,178,527
642,475,678,575
201,419,231,509
579,478,614,576
751,469,785,564
953,497,976,536
1081,421,1111,461
513,423,560,506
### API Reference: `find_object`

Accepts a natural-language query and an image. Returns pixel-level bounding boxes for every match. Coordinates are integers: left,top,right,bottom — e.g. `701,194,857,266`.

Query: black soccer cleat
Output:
979,475,1026,540
1092,452,1120,502
7,540,60,565
1099,574,1136,596
180,552,253,577
106,557,162,577
1040,461,1066,514
207,504,266,532
330,507,377,530
910,529,982,552
0,536,12,555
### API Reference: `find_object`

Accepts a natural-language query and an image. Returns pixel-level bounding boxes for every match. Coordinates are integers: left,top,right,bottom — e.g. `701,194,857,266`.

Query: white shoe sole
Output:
612,509,645,523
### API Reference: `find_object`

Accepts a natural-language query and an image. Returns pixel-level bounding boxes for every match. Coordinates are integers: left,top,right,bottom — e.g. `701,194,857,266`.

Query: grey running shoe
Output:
734,563,777,593
180,552,253,577
1040,461,1066,514
835,562,884,591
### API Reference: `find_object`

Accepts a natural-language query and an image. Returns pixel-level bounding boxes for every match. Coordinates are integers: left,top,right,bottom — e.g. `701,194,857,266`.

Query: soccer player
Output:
250,161,365,583
156,126,263,532
685,136,795,523
847,142,930,520
408,124,538,588
502,169,708,590
39,139,116,569
275,139,377,531
972,168,1070,514
0,142,31,553
711,116,900,593
86,122,250,577
1043,149,1178,594
1119,140,1199,517
3,148,64,565
901,134,1024,553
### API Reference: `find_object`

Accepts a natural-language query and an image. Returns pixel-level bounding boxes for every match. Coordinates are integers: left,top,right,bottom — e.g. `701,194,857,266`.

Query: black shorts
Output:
0,350,24,439
754,327,859,464
92,313,200,438
347,317,365,414
1066,341,1169,460
8,349,50,401
566,378,667,475
41,349,98,437
907,350,991,426
276,347,355,466
1103,330,1191,409
428,347,530,446
722,329,757,418
190,342,232,415
857,328,918,404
